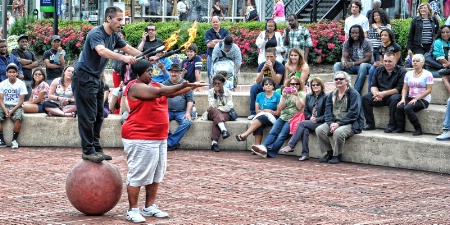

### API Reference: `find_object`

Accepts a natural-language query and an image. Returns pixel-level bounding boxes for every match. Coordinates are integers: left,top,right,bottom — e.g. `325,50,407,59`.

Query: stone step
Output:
3,114,450,173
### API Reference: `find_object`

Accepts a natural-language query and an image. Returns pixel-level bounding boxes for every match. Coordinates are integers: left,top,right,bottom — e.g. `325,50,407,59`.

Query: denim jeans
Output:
333,62,371,93
207,55,213,84
264,118,291,158
72,69,104,155
287,120,321,157
167,111,192,147
373,48,380,62
444,98,450,130
367,65,377,93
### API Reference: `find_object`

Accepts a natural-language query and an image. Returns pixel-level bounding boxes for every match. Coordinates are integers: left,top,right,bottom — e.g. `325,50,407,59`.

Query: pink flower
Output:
327,43,336,49
76,43,82,48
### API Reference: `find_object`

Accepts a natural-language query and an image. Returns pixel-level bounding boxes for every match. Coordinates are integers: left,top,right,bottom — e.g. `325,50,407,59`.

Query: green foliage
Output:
391,18,412,61
9,15,37,36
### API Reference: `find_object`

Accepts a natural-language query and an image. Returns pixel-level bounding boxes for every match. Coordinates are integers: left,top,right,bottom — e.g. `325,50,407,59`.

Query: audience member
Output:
11,35,39,101
282,14,312,63
362,52,406,133
23,68,49,113
333,24,372,94
368,9,391,62
251,77,306,158
43,66,77,117
407,3,439,56
396,54,433,135
0,63,27,149
149,51,172,83
202,75,233,152
43,35,67,84
210,0,225,20
12,0,26,18
137,24,164,52
248,48,285,120
366,0,382,19
180,44,202,84
122,60,204,223
280,77,327,161
272,0,285,23
205,16,230,83
316,71,364,164
162,64,195,151
0,39,22,82
236,78,281,146
368,29,402,91
245,0,258,22
344,0,370,39
211,36,242,88
284,47,310,88
177,0,189,21
255,19,284,65
433,25,450,94
436,97,450,140
6,12,15,33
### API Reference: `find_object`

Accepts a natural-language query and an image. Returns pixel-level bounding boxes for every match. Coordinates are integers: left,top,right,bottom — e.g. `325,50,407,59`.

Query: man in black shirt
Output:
11,35,39,101
137,23,164,53
43,35,66,84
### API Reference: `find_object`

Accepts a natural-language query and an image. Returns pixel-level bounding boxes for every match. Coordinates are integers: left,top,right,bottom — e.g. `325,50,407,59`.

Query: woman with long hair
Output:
42,66,77,117
255,19,284,65
210,0,225,20
245,0,258,21
23,68,50,113
433,25,450,94
368,8,391,62
407,3,439,55
284,47,309,89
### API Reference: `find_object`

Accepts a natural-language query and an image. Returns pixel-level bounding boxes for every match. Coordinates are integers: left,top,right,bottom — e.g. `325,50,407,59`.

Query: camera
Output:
285,87,292,92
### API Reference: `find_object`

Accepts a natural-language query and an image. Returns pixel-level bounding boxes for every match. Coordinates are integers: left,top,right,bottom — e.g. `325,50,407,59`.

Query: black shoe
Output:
328,156,341,164
221,130,231,139
363,125,375,131
392,128,405,133
211,143,220,152
384,127,396,133
82,152,105,163
413,129,423,136
0,139,6,147
319,152,332,163
97,152,112,160
168,143,180,151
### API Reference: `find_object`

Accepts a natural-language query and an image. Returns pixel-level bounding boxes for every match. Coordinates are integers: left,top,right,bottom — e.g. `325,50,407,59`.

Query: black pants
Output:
396,97,429,129
72,69,104,154
362,93,401,129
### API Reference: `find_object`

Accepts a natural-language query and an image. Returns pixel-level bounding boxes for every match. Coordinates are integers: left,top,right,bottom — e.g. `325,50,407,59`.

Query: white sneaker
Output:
141,204,169,218
11,140,18,149
247,115,255,120
126,208,146,223
436,130,450,140
251,145,267,158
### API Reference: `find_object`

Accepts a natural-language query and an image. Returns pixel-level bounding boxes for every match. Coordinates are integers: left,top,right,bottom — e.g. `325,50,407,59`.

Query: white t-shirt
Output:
404,70,434,103
0,78,27,105
344,14,370,35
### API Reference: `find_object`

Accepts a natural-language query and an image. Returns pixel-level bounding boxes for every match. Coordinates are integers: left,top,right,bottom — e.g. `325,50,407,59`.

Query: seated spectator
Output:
396,54,433,135
0,63,27,148
162,64,195,151
251,77,306,158
201,75,233,152
180,44,203,86
436,97,450,140
316,71,364,164
248,48,285,120
149,51,172,83
367,8,391,62
433,25,450,94
362,52,406,133
280,77,327,161
255,19,284,65
333,24,372,94
367,29,402,92
216,71,234,90
235,78,281,146
43,66,77,117
23,68,49,113
284,47,310,89
109,62,132,114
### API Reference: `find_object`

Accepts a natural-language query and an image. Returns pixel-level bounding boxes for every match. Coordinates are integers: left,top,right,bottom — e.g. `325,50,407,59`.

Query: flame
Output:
164,30,180,51
181,21,198,50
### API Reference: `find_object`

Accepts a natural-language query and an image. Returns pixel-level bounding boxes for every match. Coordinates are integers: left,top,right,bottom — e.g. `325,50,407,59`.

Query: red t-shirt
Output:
121,80,168,140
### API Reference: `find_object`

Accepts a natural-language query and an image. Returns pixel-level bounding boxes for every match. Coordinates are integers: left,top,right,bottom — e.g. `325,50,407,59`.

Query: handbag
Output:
288,112,305,135
424,52,443,69
228,108,238,121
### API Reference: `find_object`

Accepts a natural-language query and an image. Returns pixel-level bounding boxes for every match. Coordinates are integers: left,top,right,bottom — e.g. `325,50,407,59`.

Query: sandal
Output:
235,134,247,142
280,146,294,153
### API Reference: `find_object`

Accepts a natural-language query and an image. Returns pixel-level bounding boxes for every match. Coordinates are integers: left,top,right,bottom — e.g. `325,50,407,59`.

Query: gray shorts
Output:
123,139,167,187
0,105,24,122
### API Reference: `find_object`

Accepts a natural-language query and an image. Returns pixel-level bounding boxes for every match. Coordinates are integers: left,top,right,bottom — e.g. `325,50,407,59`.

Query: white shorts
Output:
123,139,167,187
111,87,123,98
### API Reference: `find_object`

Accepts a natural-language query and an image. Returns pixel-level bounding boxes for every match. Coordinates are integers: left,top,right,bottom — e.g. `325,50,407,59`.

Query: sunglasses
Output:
334,78,345,81
213,82,223,86
311,84,320,87
290,83,300,86
264,83,273,86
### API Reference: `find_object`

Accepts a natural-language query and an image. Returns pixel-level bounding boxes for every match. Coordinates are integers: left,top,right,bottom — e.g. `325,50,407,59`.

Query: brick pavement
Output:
1,147,450,224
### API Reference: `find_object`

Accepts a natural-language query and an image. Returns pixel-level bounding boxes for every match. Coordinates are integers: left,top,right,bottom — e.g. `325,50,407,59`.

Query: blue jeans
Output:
207,55,213,84
333,62,371,93
444,98,450,130
373,48,380,62
167,111,192,147
367,65,378,93
287,120,321,157
264,118,291,158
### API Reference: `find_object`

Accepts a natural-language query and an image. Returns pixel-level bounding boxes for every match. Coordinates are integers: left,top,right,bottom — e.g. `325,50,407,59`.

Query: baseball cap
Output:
18,35,28,42
169,64,181,71
223,36,233,49
6,63,18,71
52,35,61,42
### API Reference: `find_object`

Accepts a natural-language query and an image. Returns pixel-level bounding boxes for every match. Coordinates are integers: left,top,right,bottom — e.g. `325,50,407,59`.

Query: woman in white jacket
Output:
255,19,285,65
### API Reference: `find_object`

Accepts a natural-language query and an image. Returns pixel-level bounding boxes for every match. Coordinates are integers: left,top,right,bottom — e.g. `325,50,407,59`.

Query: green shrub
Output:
9,15,36,36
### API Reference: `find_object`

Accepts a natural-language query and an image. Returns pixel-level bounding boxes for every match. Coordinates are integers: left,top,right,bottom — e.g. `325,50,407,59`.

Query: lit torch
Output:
164,30,180,51
180,21,198,50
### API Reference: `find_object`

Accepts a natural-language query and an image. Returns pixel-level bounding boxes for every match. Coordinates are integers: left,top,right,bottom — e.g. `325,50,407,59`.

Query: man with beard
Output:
333,24,372,94
0,39,22,82
282,14,312,63
73,6,142,163
11,35,38,101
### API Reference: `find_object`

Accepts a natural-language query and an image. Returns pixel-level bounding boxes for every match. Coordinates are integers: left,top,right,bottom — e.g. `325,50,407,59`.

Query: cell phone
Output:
285,87,292,92
144,27,150,42
266,29,269,33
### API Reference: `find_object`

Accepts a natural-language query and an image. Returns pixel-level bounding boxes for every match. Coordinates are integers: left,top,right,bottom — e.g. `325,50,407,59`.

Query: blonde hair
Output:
416,3,433,18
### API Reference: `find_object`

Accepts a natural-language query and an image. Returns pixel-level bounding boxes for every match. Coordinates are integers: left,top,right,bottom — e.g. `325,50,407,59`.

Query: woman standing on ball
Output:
122,60,206,223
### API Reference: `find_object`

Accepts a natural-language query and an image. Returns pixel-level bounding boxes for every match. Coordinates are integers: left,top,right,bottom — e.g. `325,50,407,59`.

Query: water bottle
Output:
191,106,197,120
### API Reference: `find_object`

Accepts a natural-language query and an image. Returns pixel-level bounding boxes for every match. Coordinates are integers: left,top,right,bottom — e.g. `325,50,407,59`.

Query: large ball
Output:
66,160,123,215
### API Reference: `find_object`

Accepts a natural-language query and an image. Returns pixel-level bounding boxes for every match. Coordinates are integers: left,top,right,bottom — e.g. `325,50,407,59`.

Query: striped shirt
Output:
422,19,433,44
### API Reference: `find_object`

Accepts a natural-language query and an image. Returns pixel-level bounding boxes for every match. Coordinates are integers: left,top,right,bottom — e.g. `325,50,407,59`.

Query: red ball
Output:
66,160,123,215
